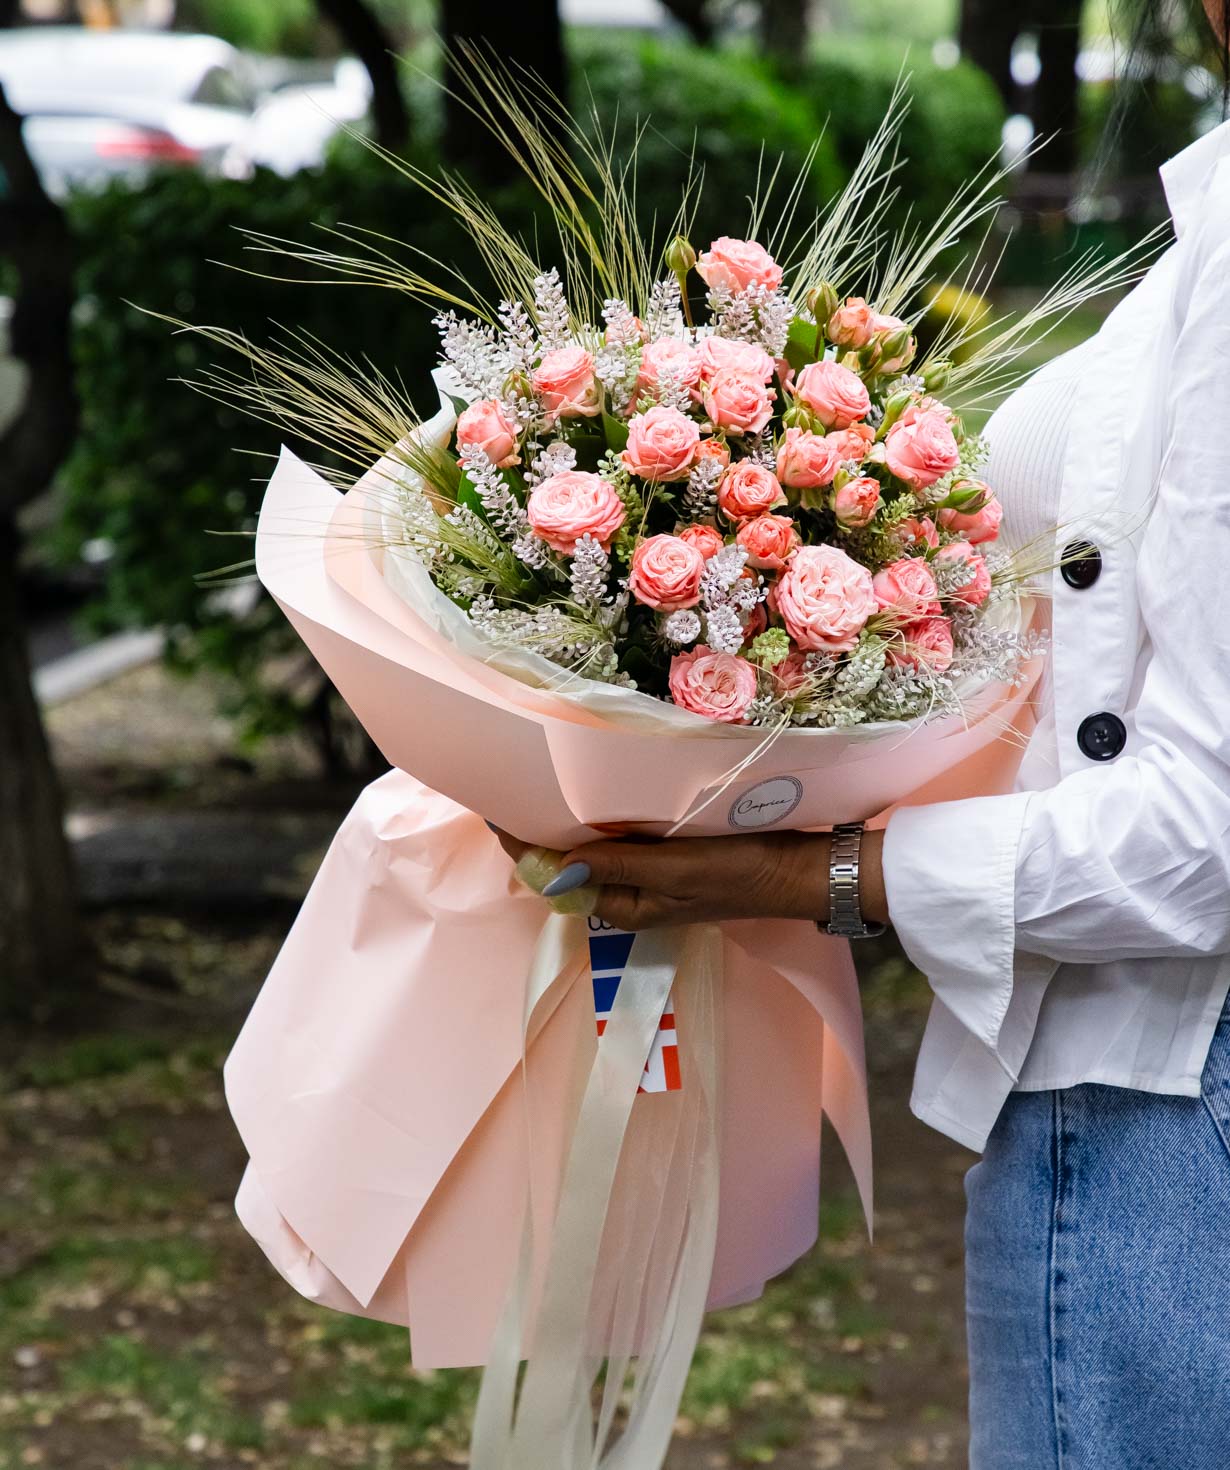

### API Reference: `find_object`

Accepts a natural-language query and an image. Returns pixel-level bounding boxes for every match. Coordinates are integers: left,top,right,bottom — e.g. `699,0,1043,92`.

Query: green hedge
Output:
795,36,1006,230
568,31,844,248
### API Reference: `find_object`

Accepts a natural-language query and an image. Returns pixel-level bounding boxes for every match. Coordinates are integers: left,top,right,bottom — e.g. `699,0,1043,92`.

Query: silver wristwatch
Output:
824,821,887,939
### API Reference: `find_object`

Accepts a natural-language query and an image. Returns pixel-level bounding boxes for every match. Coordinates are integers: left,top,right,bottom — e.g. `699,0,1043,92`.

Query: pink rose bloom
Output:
702,370,776,436
741,600,769,644
620,404,701,482
694,436,732,472
695,335,776,384
456,398,520,469
888,616,955,674
532,345,600,420
736,513,800,571
669,645,758,724
871,312,917,373
898,396,955,428
936,541,992,606
695,237,783,295
885,410,960,489
628,533,706,611
794,360,871,431
826,423,876,464
938,486,1004,545
827,296,877,349
896,515,940,551
677,523,726,559
775,427,841,490
773,650,813,694
633,337,702,405
834,476,882,530
526,470,626,555
873,556,941,620
718,461,788,521
775,544,877,654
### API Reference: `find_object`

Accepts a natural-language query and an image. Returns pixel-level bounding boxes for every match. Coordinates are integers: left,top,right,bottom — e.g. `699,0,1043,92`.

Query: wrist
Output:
776,832,832,923
857,827,889,927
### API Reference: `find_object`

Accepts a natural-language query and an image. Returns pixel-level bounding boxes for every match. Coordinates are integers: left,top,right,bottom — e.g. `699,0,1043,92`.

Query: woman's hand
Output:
491,827,887,932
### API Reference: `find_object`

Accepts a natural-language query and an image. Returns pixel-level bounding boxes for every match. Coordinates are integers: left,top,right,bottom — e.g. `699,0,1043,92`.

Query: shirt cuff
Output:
882,791,1034,1053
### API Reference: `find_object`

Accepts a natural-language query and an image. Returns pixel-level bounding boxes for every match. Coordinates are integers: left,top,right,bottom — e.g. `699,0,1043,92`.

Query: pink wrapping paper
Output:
224,445,1035,1369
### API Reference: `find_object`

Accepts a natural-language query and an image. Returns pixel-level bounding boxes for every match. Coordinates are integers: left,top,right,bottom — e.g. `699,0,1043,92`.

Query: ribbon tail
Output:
469,919,723,1470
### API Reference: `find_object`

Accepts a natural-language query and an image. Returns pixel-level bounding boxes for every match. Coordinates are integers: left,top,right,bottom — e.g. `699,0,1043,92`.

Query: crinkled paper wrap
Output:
224,415,1037,1465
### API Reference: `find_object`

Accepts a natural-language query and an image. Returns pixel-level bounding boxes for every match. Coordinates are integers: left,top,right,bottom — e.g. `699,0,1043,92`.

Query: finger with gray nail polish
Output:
541,862,592,898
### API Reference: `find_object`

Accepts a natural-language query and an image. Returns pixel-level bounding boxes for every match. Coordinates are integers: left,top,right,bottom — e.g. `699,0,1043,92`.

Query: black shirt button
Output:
1061,541,1102,589
1077,712,1126,762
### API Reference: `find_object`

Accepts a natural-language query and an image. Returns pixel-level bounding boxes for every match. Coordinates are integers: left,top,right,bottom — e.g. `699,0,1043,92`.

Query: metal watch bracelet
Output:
824,821,887,939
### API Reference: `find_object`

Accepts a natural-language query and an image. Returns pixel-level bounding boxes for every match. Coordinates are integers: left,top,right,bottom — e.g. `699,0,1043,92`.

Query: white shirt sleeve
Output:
884,236,1230,1056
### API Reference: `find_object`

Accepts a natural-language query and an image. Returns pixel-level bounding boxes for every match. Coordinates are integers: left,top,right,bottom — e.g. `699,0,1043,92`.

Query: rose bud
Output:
665,234,697,277
833,476,882,530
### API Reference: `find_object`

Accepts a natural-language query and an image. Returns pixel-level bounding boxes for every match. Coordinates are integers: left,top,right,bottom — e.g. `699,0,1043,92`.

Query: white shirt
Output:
882,121,1230,1153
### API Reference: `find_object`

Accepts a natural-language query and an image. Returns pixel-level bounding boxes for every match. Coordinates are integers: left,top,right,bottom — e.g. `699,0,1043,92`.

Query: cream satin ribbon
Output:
470,915,724,1470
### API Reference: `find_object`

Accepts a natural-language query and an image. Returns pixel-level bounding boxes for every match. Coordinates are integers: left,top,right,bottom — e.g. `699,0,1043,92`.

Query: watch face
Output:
727,775,804,829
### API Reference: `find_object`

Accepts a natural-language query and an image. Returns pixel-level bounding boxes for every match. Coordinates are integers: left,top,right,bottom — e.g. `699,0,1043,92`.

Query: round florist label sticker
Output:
727,775,804,830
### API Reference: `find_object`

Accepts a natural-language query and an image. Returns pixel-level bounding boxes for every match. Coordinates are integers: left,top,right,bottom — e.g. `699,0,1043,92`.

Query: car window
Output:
192,65,253,112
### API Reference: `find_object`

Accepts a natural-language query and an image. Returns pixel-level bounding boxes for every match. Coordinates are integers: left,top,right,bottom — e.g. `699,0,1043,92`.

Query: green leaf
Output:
783,315,819,375
456,472,484,517
445,392,471,418
602,411,630,453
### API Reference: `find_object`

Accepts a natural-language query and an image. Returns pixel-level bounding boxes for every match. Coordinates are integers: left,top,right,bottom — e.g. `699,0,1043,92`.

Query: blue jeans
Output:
964,995,1230,1469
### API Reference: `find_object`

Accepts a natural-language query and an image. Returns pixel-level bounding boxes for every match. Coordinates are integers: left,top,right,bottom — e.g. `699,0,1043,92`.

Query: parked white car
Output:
0,26,370,197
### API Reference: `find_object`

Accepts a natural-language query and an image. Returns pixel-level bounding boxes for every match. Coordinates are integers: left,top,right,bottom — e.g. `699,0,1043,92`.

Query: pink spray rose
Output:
896,515,940,551
884,410,960,489
775,427,842,490
736,513,800,571
938,485,1003,544
456,398,520,469
935,540,992,605
702,370,776,436
695,334,776,384
694,436,732,472
827,296,877,348
628,534,706,611
774,544,878,654
677,523,726,559
741,599,769,644
532,345,600,420
871,312,917,373
620,404,701,481
718,461,788,521
873,556,941,620
772,650,814,694
526,470,626,555
633,337,702,406
695,237,783,295
826,422,876,464
834,476,882,530
888,616,955,674
793,360,872,430
669,645,759,724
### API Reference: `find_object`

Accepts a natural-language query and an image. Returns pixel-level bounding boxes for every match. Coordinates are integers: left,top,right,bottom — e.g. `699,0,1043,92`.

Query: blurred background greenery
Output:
0,2,1224,1467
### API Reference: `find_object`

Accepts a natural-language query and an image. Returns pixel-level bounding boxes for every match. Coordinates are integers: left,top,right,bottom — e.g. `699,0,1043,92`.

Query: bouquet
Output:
205,71,1148,1470
409,244,1028,736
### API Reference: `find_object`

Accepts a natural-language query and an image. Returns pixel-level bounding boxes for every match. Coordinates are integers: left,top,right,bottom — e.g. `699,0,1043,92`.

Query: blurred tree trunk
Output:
1031,0,1083,174
959,0,1018,108
441,0,567,182
761,0,810,74
659,0,716,44
0,81,86,1016
315,0,409,152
